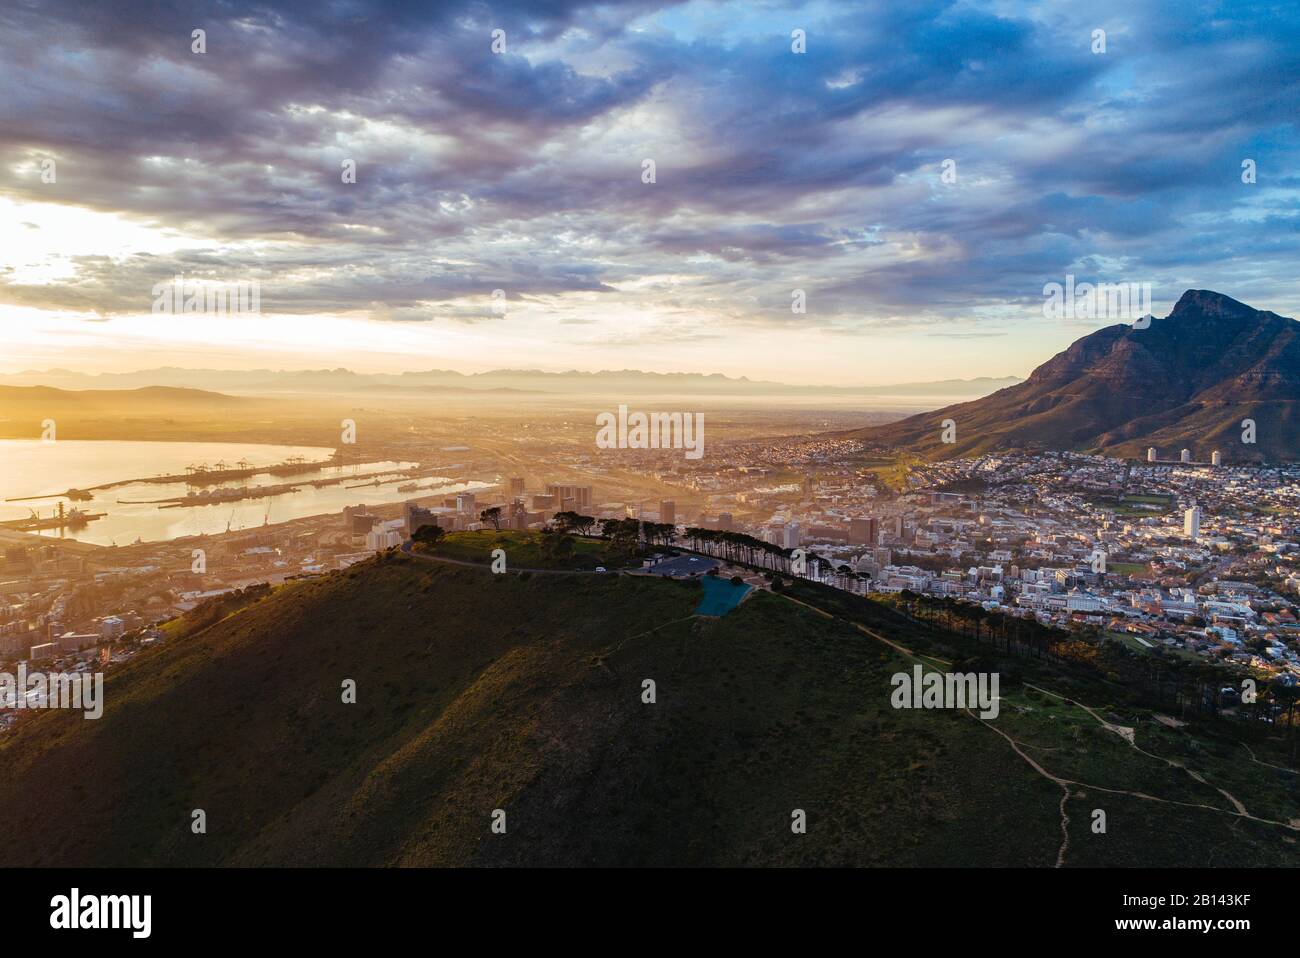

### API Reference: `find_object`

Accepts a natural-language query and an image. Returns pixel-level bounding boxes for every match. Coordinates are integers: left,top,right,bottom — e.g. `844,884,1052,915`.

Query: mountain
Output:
0,546,1294,867
0,384,333,443
0,384,246,404
0,366,1019,400
848,290,1300,462
0,384,250,419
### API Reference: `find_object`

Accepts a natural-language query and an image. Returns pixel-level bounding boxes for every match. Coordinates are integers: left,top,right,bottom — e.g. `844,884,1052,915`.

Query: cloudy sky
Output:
1,0,1297,385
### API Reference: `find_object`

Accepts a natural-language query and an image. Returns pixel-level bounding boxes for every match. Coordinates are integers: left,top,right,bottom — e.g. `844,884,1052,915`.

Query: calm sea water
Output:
0,440,485,546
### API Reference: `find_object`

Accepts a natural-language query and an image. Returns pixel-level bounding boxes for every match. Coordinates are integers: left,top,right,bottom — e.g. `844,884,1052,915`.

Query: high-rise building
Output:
1180,448,1192,463
403,501,440,536
545,484,593,510
366,526,404,551
849,516,878,545
1211,450,1222,467
783,521,801,550
1147,447,1157,462
1184,505,1201,539
717,512,733,532
509,477,525,496
456,492,477,514
344,504,377,536
659,500,676,524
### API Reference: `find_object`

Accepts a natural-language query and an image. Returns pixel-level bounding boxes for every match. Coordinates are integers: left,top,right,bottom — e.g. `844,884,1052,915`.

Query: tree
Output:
540,528,576,563
1270,678,1300,765
479,506,503,531
412,523,445,545
553,511,596,535
601,517,642,563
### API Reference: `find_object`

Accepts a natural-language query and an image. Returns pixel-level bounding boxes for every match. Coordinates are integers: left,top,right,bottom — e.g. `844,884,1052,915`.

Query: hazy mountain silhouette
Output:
0,366,1019,399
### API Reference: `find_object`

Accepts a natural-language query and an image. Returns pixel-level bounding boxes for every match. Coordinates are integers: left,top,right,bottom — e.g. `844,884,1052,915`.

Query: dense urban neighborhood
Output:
6,433,1298,730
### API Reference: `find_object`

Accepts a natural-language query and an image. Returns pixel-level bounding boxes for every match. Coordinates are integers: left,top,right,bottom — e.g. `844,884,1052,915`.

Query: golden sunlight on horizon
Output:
0,196,1042,384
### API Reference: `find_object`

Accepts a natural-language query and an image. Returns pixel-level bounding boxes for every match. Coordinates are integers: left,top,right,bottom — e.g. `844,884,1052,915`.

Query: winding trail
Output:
780,595,951,668
964,706,1075,866
963,705,1300,870
1025,683,1251,817
1024,683,1134,744
778,590,1300,867
1242,740,1299,775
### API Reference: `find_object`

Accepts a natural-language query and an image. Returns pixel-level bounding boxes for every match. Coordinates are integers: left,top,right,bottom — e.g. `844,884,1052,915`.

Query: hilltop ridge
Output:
0,550,1295,867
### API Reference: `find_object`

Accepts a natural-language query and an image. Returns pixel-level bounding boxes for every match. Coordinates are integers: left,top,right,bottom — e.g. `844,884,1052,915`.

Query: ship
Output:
0,502,106,531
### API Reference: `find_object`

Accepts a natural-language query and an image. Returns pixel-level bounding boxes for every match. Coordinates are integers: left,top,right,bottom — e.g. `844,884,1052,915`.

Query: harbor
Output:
3,453,343,502
0,439,489,546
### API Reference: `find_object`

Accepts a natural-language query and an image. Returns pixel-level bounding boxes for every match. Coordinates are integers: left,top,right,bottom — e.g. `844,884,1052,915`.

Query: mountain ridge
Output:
0,366,1022,398
847,290,1300,462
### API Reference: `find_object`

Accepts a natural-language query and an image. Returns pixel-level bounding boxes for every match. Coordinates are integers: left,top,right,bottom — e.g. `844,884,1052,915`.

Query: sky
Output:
0,0,1297,385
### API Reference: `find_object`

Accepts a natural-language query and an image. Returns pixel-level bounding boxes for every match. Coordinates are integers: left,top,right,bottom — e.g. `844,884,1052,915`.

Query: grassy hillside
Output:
1,552,1297,866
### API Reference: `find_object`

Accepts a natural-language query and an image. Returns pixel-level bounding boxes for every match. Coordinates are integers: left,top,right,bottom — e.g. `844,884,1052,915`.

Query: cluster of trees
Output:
893,590,1071,661
181,583,272,636
682,527,796,571
594,517,645,563
552,511,597,535
594,517,674,547
538,527,576,562
411,512,664,567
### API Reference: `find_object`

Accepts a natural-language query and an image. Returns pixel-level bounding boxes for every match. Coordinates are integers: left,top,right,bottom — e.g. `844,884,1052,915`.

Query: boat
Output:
0,503,107,531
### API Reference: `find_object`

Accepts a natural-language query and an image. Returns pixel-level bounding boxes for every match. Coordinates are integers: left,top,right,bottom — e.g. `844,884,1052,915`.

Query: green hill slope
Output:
1,552,1297,866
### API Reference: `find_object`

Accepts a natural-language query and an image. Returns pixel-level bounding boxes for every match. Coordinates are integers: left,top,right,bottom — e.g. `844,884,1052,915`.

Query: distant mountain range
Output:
0,384,251,412
849,290,1300,463
0,366,1020,399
